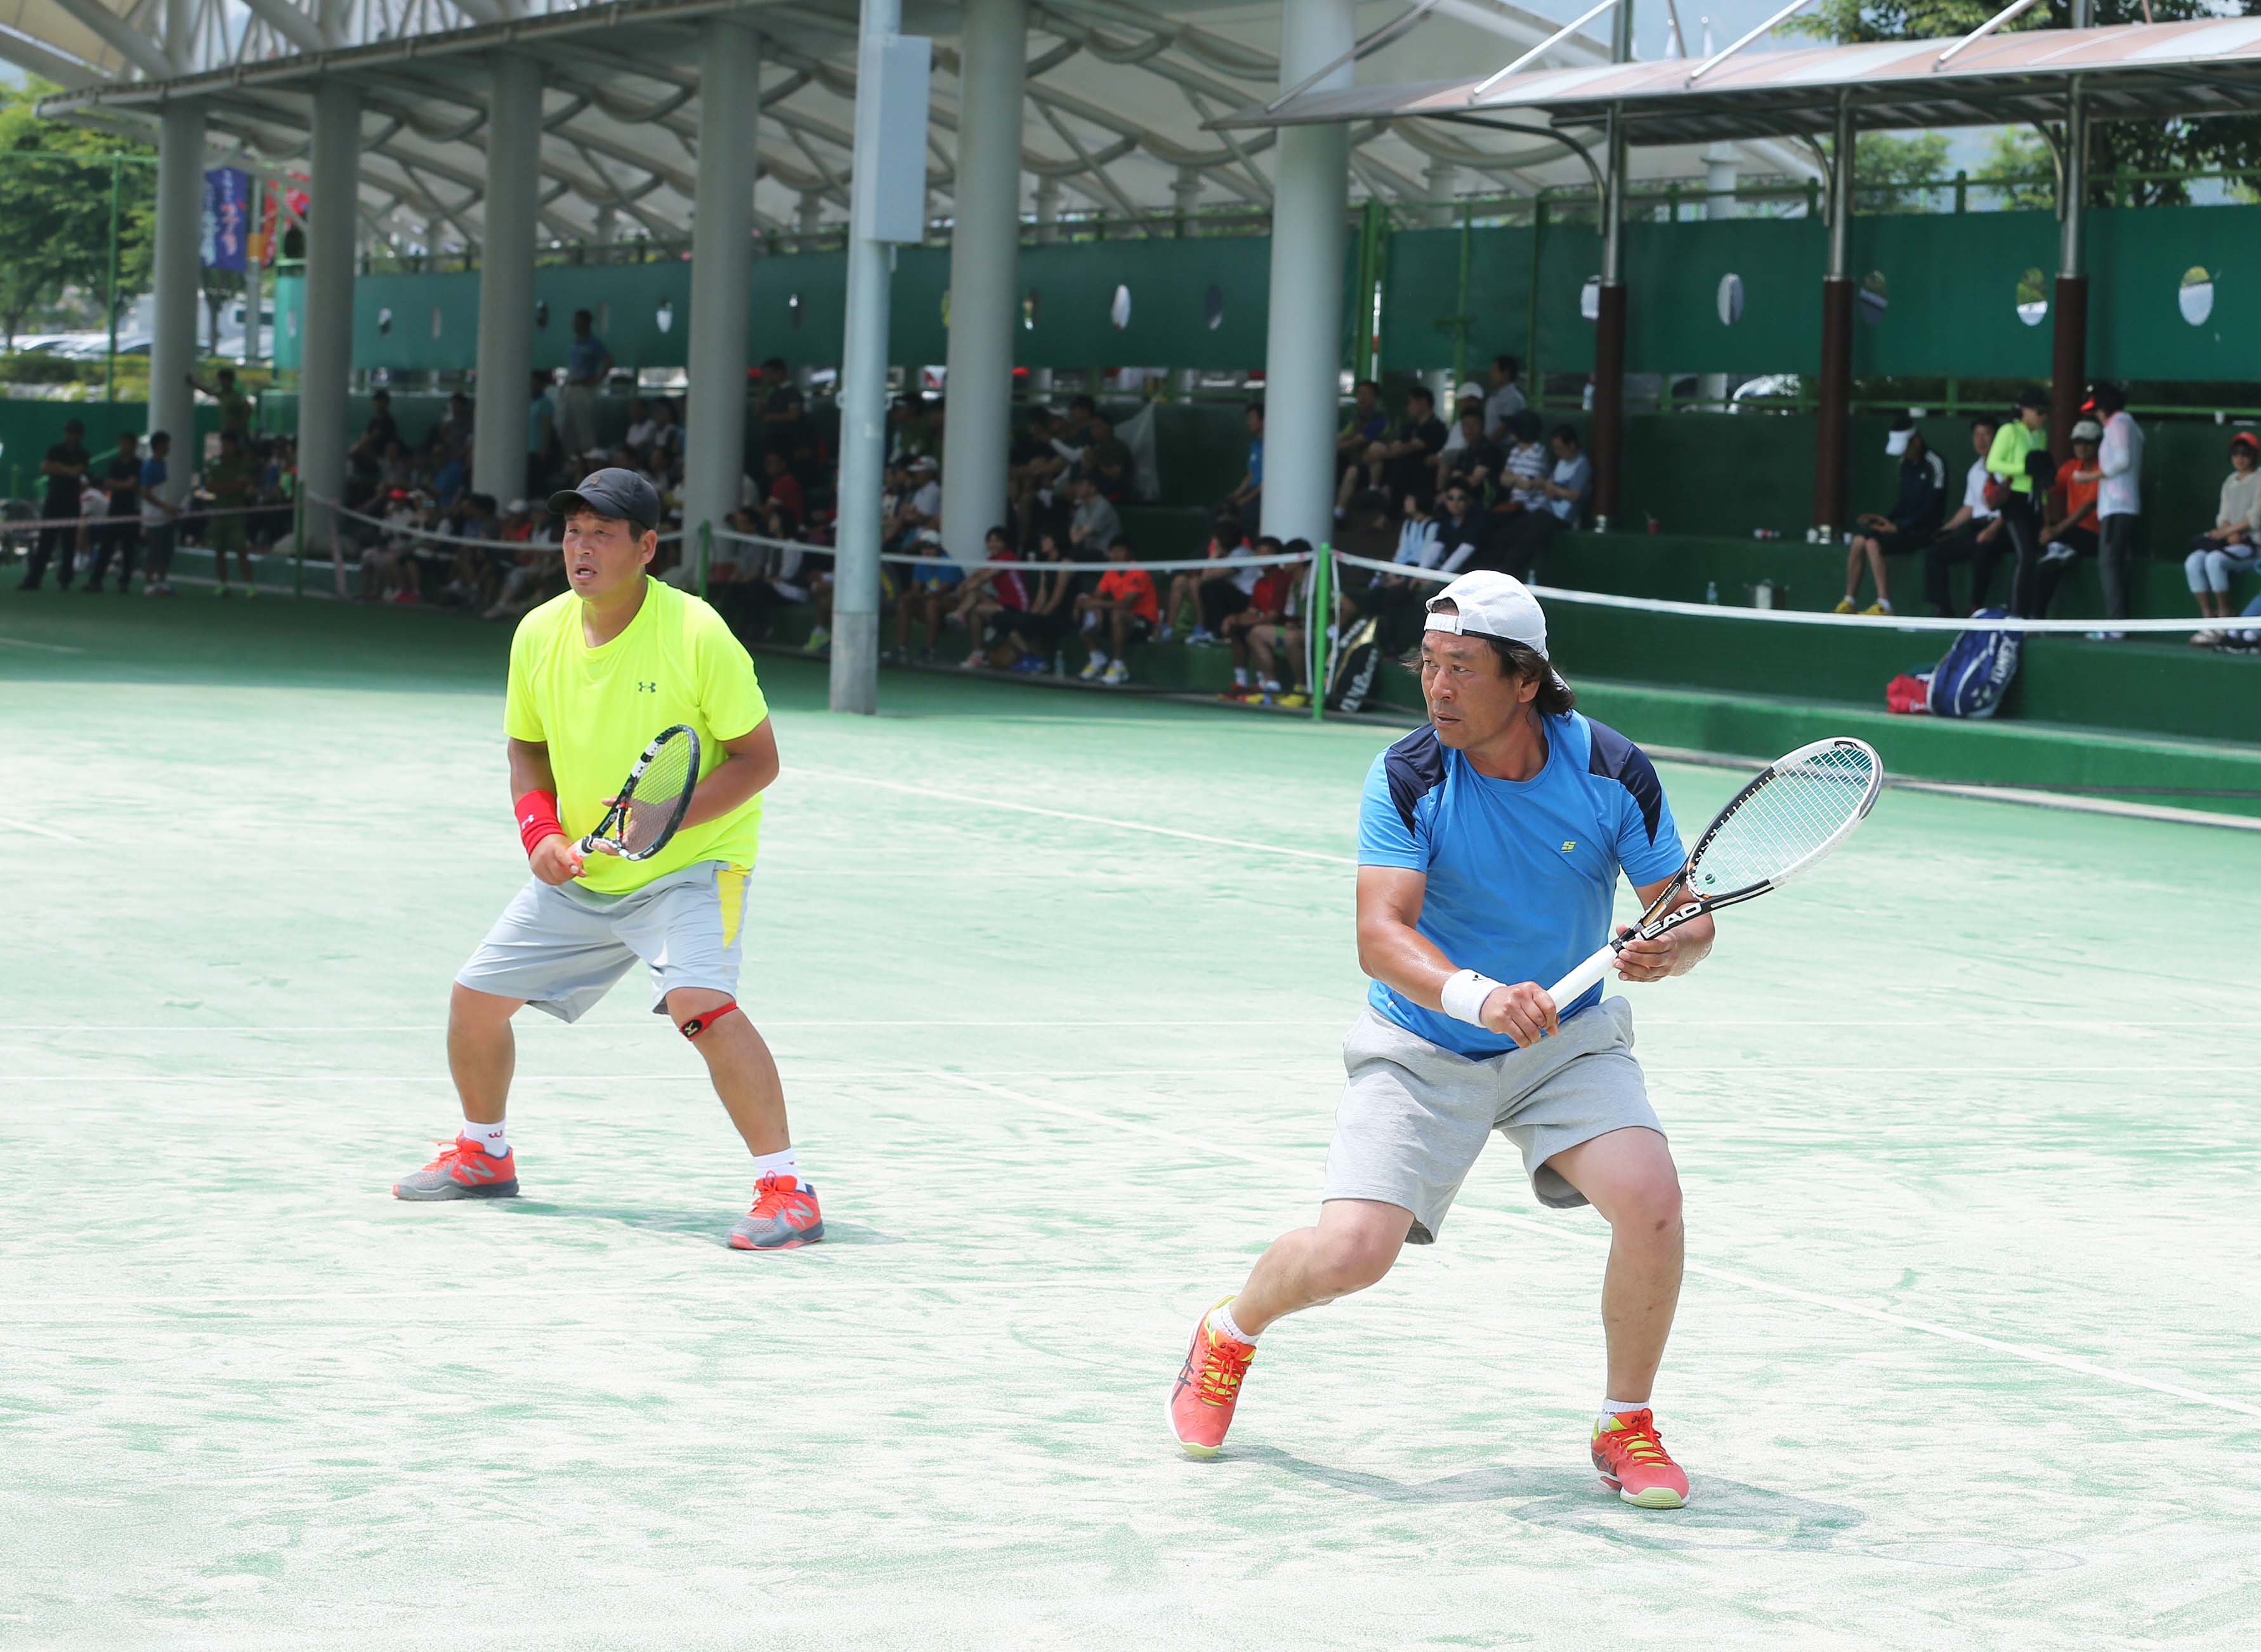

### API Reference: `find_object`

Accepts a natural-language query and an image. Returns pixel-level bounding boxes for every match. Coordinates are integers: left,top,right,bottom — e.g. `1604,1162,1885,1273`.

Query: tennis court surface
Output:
6,587,2258,1649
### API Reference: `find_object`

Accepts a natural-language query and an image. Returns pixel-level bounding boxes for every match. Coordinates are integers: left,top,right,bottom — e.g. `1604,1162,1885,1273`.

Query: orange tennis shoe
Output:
392,1136,520,1201
1168,1298,1256,1458
1592,1409,1689,1509
728,1173,825,1250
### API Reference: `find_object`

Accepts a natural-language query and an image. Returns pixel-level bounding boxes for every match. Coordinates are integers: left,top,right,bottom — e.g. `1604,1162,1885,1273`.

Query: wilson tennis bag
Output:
1325,615,1384,713
1926,607,2022,719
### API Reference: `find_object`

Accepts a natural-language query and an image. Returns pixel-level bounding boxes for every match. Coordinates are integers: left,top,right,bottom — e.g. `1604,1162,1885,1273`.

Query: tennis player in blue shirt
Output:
1168,570,1715,1508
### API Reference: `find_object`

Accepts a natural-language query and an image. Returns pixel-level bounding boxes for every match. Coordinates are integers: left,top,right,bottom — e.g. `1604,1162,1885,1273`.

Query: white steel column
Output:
298,79,360,570
1259,0,1354,547
1424,158,1460,229
149,100,204,456
939,0,1026,565
683,20,761,555
1030,174,1058,399
473,53,544,506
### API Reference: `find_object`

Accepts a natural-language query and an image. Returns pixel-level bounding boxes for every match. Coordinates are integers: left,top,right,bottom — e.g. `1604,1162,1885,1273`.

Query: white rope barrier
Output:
1332,551,2247,636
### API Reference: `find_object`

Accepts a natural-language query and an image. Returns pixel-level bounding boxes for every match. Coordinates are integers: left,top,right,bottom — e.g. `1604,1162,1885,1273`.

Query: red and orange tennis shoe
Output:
392,1136,520,1201
728,1173,824,1250
1592,1409,1689,1509
1169,1297,1256,1458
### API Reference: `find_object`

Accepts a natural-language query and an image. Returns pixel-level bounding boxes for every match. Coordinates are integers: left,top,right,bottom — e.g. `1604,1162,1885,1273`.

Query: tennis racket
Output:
580,724,702,860
1545,736,1884,1007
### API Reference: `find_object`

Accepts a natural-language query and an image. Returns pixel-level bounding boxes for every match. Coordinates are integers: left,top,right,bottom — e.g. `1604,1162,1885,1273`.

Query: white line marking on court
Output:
18,820,81,841
0,634,84,653
936,1071,2261,1422
797,768,1356,865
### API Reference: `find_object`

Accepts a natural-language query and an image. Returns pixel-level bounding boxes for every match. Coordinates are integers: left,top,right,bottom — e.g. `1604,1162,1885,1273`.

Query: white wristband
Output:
1439,969,1502,1026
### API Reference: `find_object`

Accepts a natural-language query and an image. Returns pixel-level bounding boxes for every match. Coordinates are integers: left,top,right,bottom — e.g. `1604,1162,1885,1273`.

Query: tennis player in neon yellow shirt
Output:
391,468,823,1250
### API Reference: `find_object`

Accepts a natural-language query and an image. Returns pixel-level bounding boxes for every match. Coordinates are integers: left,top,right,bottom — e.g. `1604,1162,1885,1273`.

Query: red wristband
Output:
515,789,565,857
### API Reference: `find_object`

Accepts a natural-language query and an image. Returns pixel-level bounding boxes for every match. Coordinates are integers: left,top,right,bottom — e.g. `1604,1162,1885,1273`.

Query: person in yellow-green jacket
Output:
1988,388,2051,617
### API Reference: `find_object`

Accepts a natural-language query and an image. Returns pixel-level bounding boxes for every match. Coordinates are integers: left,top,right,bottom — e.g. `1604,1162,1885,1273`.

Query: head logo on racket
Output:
582,724,701,861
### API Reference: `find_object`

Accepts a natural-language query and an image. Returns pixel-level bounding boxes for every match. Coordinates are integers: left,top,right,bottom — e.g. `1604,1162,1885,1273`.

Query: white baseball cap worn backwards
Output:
1424,569,1549,657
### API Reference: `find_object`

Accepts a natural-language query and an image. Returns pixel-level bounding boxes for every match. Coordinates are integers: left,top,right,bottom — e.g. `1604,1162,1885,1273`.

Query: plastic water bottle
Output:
1705,580,1719,605
1052,649,1065,677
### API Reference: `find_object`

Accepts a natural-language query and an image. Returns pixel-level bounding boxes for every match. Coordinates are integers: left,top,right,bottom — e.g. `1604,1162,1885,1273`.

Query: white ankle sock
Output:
1233,667,1249,687
1599,1398,1649,1424
1209,1301,1257,1344
751,1147,799,1186
462,1118,508,1158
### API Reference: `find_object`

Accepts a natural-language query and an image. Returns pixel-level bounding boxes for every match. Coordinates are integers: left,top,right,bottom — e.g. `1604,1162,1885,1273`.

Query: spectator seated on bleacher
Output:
887,456,942,551
1840,418,1946,615
1066,473,1120,560
1163,513,1261,645
1920,416,2006,618
1340,492,1452,655
950,526,1030,669
1484,410,1553,581
1244,539,1313,706
1536,424,1590,534
1073,534,1158,686
622,397,656,457
481,501,556,621
2186,431,2261,646
887,530,961,664
1436,403,1504,502
1009,407,1069,548
985,531,1076,674
433,494,503,610
2028,419,2107,619
1220,536,1296,697
1434,483,1490,577
355,490,430,605
1333,379,1391,513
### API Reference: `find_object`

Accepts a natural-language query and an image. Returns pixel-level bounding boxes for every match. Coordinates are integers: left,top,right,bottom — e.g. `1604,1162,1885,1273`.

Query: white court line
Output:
0,634,85,654
936,1070,2261,1422
19,820,81,842
797,767,1355,865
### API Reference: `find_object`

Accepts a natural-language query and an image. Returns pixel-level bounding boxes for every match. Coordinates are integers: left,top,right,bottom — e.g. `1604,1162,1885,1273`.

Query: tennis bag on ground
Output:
1926,606,2022,719
1325,615,1384,712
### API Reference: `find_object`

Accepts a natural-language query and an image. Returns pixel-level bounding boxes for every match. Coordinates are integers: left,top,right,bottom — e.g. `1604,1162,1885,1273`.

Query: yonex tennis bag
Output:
1326,615,1384,712
1926,607,2021,719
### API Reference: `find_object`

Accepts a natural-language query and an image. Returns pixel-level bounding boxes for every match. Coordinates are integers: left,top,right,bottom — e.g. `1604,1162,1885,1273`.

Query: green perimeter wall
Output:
273,201,2258,381
0,399,224,493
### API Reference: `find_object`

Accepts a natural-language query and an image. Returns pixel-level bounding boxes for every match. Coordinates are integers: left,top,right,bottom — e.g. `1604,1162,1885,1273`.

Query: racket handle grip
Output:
1544,945,1615,1010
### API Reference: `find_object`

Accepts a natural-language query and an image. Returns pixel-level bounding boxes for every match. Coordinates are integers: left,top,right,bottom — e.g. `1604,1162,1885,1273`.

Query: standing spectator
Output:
20,415,88,591
1224,402,1264,527
1838,421,1946,615
1920,416,2007,616
1483,355,1526,440
187,366,253,443
2088,382,2143,639
526,371,557,497
1074,535,1158,685
86,430,141,595
2184,431,2261,645
203,430,260,598
136,431,181,597
2030,420,2106,619
559,310,613,459
1988,388,2049,618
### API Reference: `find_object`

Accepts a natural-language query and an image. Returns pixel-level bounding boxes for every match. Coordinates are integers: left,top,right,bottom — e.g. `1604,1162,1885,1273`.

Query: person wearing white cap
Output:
2031,419,2107,621
1169,570,1712,1509
1838,417,1945,615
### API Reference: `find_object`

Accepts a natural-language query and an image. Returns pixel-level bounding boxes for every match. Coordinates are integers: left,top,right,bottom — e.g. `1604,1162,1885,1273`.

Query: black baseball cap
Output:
547,467,660,530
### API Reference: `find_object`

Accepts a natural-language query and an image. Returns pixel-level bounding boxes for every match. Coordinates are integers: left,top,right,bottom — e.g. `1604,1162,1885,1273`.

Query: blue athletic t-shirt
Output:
1356,712,1687,1057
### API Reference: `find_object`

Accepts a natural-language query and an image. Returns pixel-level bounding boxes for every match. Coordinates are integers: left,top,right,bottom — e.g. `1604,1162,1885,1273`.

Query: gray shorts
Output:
1322,997,1661,1243
455,859,752,1023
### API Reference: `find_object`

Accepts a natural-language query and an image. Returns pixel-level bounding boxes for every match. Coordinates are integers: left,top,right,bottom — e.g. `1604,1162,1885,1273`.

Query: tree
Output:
1792,1,2261,206
1852,131,1953,213
0,79,156,349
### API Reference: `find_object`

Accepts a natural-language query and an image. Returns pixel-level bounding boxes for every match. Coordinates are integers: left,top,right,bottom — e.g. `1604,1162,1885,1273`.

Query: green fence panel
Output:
1625,215,1823,376
1847,211,2056,379
749,250,849,371
272,271,303,370
353,270,484,372
1011,234,1282,369
0,398,223,494
2086,205,2258,380
1378,225,1535,373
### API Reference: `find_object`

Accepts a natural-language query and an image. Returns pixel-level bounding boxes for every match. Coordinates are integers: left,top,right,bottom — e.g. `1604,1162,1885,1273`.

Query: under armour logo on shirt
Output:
638,681,658,692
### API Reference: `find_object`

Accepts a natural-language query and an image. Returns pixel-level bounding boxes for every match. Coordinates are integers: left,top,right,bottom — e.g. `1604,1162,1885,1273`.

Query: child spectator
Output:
1839,420,1946,615
2186,431,2261,645
2030,419,2105,619
1075,535,1158,685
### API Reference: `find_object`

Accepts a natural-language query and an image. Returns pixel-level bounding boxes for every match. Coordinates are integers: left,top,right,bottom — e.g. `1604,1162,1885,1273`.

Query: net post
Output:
697,520,711,602
1311,544,1333,722
292,492,305,597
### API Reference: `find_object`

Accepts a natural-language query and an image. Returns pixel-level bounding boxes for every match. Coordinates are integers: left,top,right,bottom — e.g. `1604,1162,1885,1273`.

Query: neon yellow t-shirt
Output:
504,577,768,895
1987,419,2041,496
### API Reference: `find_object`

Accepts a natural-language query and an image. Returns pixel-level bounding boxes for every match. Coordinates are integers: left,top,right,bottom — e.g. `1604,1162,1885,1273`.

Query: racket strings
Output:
619,737,697,856
1691,744,1877,894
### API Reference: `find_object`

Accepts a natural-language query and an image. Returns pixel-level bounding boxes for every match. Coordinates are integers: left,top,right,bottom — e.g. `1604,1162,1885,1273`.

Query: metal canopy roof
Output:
1214,17,2261,144
15,0,1814,259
